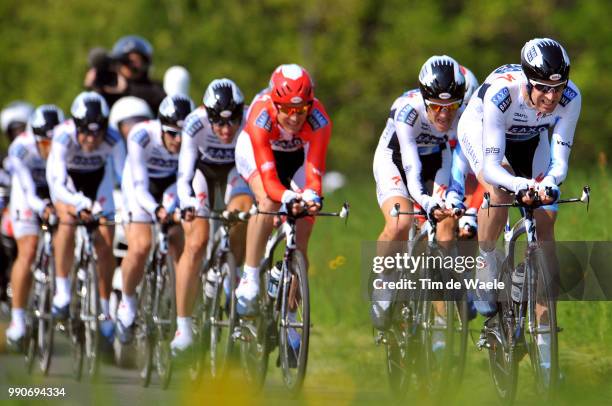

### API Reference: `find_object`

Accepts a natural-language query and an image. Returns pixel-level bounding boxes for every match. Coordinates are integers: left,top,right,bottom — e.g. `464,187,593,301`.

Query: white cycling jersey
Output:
177,106,249,211
458,64,581,193
47,119,125,212
373,89,460,211
122,119,179,220
7,131,49,238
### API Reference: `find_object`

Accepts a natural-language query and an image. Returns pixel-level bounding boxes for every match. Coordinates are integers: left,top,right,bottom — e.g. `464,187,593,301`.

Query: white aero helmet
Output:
109,96,153,131
163,66,191,96
1,101,34,133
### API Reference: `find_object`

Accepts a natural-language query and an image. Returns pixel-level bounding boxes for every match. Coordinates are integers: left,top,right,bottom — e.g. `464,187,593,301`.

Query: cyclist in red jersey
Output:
234,64,331,315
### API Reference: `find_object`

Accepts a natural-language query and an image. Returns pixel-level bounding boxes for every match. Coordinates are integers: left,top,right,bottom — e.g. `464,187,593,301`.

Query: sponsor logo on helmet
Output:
491,87,511,113
438,92,451,100
279,64,303,80
290,96,303,104
87,123,101,131
549,73,562,81
220,110,232,118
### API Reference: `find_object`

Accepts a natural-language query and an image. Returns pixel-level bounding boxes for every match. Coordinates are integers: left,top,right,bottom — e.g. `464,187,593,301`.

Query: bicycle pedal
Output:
476,337,490,350
231,328,245,342
374,332,387,346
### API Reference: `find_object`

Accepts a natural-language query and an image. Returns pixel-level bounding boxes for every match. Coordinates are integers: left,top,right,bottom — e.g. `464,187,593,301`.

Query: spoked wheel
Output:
154,255,176,389
188,280,209,383
487,266,519,405
239,268,270,391
450,298,470,385
385,301,418,399
136,270,154,387
24,300,38,374
527,248,559,400
420,299,455,397
69,269,84,381
278,250,310,395
209,252,237,379
37,266,55,375
83,262,100,380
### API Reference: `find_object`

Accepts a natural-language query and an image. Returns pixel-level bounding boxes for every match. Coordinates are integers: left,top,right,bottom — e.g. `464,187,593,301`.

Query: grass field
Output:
295,164,612,404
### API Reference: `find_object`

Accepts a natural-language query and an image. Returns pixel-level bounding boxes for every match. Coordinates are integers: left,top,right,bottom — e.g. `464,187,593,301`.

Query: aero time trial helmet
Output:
269,64,314,105
109,96,153,131
30,105,65,138
418,55,466,102
71,91,109,134
203,78,244,125
521,38,570,84
1,101,34,135
158,94,195,129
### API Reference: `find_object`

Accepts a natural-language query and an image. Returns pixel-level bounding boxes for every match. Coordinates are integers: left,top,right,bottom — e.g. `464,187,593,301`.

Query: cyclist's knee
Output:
382,218,411,240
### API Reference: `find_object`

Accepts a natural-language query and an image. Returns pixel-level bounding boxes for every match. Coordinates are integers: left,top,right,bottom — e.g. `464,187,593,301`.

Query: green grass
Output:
302,165,612,404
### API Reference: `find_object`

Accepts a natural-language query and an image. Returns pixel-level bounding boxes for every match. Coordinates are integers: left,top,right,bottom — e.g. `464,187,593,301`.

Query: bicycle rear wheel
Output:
209,252,237,378
136,269,154,387
527,248,559,400
154,254,176,389
487,264,520,405
24,294,38,374
278,250,310,395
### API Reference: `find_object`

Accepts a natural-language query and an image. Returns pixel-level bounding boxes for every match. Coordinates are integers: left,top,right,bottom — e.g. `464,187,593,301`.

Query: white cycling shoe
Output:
236,275,260,316
170,330,193,357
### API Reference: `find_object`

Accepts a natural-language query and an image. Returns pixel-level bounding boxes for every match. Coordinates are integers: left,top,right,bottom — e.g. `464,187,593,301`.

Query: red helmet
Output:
269,64,314,104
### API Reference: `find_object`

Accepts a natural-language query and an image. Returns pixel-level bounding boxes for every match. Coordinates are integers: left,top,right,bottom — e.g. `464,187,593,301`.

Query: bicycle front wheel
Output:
69,266,84,381
209,252,237,378
83,261,100,380
154,254,176,389
37,260,55,375
278,250,310,395
527,248,559,400
136,268,154,387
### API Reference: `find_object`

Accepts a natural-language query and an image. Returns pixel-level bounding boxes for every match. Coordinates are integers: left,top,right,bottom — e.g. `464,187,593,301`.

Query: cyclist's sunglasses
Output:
275,102,312,116
209,115,241,127
424,99,462,113
79,125,106,137
529,79,567,94
162,125,181,138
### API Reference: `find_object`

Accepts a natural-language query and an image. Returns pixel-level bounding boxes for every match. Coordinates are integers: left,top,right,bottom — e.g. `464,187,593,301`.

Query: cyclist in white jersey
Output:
458,38,581,315
115,94,194,344
371,56,468,329
46,92,125,345
171,79,252,354
5,105,62,348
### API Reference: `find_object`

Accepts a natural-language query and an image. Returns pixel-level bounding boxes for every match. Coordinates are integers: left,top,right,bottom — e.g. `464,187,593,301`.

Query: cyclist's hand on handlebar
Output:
302,189,322,215
536,180,559,205
286,198,304,217
517,187,538,206
430,206,449,221
155,206,169,224
181,207,195,222
78,208,93,223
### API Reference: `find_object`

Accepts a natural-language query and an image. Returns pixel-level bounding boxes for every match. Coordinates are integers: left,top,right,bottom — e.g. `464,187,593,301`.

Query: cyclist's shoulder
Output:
557,80,581,110
182,107,209,138
127,120,158,148
391,89,423,126
304,99,331,133
52,119,76,146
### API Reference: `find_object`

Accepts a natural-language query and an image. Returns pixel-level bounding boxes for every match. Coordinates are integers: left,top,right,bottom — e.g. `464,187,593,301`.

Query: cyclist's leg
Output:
52,201,77,314
94,174,116,319
225,168,253,267
6,231,38,343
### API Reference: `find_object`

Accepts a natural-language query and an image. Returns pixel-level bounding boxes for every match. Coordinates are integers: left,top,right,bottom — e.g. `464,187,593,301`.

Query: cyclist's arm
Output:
482,86,531,193
447,143,470,203
109,129,126,184
46,131,91,209
395,114,431,210
303,111,331,196
7,146,47,215
544,88,581,186
176,114,199,208
127,128,158,216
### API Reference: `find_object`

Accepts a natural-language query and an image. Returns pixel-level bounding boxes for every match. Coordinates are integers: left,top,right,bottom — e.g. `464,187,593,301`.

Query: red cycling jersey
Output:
245,92,332,202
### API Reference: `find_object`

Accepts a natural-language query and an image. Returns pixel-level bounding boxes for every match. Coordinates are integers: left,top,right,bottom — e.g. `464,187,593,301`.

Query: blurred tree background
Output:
1,0,610,173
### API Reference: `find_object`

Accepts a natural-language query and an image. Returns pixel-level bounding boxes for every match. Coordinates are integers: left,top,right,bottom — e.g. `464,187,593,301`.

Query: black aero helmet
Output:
203,78,245,125
31,105,65,138
71,91,109,133
111,35,153,63
521,38,570,83
418,55,466,101
158,94,195,128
